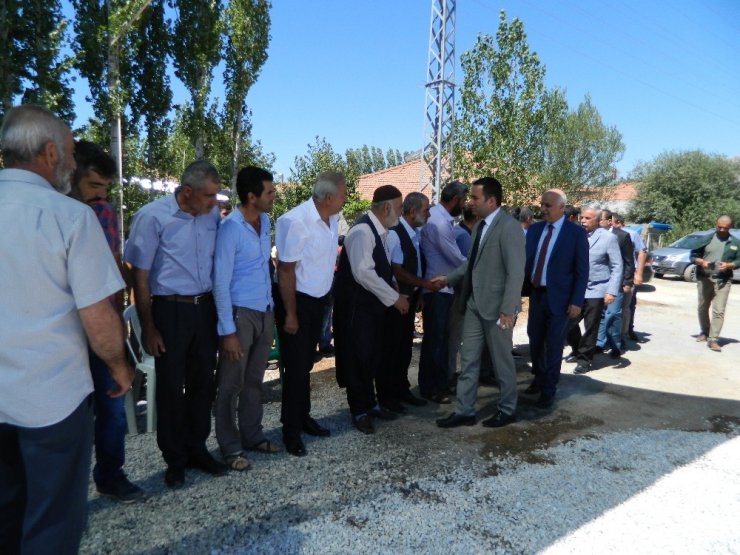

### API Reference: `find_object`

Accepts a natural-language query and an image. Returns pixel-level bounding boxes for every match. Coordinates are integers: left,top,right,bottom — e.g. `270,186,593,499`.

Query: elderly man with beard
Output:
334,185,410,434
0,105,133,553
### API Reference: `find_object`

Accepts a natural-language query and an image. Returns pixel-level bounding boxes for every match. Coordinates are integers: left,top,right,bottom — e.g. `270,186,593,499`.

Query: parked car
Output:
651,228,740,282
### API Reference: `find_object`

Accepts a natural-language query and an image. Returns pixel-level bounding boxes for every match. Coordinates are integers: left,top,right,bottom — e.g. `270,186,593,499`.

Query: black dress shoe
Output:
481,411,516,428
536,394,555,409
186,452,228,476
400,391,427,406
164,466,185,488
609,348,622,359
594,346,605,354
628,331,639,341
354,414,375,434
574,364,591,374
436,413,476,428
524,382,541,395
303,417,330,437
283,434,307,457
564,352,577,363
371,406,399,420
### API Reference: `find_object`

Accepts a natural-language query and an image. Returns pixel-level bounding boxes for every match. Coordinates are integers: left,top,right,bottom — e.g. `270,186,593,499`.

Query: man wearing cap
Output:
124,160,227,487
334,185,410,434
274,172,347,456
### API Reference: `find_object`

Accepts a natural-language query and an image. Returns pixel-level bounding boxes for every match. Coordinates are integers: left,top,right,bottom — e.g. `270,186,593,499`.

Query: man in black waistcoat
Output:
334,185,410,434
377,192,442,413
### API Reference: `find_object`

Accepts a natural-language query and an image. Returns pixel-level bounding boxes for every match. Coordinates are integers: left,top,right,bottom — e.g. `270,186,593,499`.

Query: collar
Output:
483,207,500,227
0,168,55,190
547,214,566,232
434,203,454,223
400,216,417,238
368,210,388,235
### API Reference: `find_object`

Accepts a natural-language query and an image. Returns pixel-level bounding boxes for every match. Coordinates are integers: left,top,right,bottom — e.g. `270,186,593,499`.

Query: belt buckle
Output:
192,294,202,305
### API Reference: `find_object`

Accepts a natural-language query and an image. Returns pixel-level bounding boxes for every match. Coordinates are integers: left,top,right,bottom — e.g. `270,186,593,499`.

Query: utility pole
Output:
420,0,456,203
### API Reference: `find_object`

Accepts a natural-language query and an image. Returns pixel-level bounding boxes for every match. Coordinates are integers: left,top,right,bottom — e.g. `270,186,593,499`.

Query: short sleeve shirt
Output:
0,169,124,427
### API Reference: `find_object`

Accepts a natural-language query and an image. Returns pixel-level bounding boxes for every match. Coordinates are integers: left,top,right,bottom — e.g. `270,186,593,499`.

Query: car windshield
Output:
670,234,710,249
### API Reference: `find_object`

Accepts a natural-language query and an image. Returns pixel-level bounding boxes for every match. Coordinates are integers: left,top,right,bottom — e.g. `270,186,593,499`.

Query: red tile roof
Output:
356,158,431,201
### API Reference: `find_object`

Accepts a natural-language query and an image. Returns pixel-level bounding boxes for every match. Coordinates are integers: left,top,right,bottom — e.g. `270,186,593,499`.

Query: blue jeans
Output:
596,290,624,351
90,349,126,485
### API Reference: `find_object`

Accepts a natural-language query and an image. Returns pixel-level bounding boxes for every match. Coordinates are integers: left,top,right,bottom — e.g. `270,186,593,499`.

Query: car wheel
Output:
654,272,664,279
683,264,697,282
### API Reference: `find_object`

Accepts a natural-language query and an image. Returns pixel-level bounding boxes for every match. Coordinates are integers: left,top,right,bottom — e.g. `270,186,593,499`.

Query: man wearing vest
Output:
334,185,410,434
379,192,441,413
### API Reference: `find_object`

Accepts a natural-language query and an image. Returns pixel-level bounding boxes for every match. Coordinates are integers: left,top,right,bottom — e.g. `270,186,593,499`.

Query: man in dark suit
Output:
523,190,589,408
434,177,526,429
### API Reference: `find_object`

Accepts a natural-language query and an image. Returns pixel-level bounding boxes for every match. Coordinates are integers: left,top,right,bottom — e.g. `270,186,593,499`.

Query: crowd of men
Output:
2,104,738,554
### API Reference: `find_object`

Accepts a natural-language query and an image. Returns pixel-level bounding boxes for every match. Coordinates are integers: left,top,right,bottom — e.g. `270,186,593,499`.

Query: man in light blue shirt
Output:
419,181,468,403
213,167,281,470
124,160,226,487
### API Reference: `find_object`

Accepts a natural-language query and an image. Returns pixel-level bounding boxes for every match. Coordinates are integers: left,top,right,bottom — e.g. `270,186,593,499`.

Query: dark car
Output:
651,229,740,282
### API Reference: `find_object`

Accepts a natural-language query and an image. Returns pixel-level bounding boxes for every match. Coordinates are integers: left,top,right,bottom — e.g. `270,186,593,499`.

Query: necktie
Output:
465,220,486,296
532,224,554,287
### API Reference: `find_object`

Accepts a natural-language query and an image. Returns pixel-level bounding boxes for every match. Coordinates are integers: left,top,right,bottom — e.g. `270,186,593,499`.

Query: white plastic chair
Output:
123,304,157,433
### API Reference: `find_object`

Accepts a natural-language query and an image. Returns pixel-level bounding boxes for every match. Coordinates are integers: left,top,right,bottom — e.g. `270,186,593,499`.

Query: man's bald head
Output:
540,190,566,223
716,215,733,239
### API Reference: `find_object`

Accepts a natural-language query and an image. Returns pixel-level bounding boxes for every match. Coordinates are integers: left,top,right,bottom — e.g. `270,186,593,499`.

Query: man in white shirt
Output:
334,185,410,434
274,172,346,456
0,105,133,553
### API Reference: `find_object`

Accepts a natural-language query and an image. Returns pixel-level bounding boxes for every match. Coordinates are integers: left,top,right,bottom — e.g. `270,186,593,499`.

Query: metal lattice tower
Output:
420,0,456,203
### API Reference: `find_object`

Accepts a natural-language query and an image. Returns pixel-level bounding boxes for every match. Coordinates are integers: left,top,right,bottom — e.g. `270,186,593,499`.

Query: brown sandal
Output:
247,439,283,454
225,454,251,471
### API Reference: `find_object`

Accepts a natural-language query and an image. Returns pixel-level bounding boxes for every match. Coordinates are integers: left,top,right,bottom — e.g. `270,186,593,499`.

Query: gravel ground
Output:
80,279,740,554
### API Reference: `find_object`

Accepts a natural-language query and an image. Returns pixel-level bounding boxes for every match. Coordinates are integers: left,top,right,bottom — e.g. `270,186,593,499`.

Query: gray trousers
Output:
215,308,274,457
698,278,731,342
455,296,518,417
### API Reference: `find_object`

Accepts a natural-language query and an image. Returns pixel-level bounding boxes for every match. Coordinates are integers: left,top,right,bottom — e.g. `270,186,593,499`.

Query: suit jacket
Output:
448,209,525,320
524,219,589,314
585,227,623,299
612,227,635,287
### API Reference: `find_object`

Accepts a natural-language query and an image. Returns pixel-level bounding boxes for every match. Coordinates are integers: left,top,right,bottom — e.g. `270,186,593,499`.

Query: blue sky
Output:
69,0,740,181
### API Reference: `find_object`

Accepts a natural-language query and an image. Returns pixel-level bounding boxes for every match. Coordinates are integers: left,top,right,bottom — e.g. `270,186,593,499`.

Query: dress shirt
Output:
124,194,219,295
421,203,466,293
388,217,422,278
0,169,124,427
454,222,472,256
344,211,399,307
531,215,565,286
213,209,273,336
275,198,339,298
477,207,500,245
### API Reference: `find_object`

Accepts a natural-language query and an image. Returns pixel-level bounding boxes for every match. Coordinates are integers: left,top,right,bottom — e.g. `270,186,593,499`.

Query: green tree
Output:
628,150,740,240
222,0,271,191
172,0,222,160
455,10,562,205
542,94,625,195
0,0,27,120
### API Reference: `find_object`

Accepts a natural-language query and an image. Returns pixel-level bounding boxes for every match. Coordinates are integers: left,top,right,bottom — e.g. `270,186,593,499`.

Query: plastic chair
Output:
123,305,157,433
268,324,284,382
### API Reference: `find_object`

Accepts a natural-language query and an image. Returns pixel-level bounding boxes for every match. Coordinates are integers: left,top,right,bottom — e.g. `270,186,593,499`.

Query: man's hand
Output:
498,312,515,330
604,293,616,305
718,261,734,272
142,323,166,357
696,258,710,269
567,304,581,318
283,313,299,335
633,273,643,286
429,275,448,287
107,362,135,398
394,295,410,315
622,285,632,294
423,279,443,292
221,334,242,361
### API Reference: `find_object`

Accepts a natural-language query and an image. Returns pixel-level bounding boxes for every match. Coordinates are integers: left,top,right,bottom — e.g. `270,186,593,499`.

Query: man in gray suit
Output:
434,177,526,428
567,207,623,374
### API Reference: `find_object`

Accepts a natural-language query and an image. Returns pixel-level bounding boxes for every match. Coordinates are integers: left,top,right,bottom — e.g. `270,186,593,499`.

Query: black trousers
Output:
567,297,605,366
377,292,419,405
152,297,218,468
275,292,325,435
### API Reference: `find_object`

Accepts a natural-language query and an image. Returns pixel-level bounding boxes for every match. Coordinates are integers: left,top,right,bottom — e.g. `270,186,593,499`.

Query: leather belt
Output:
154,292,213,305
